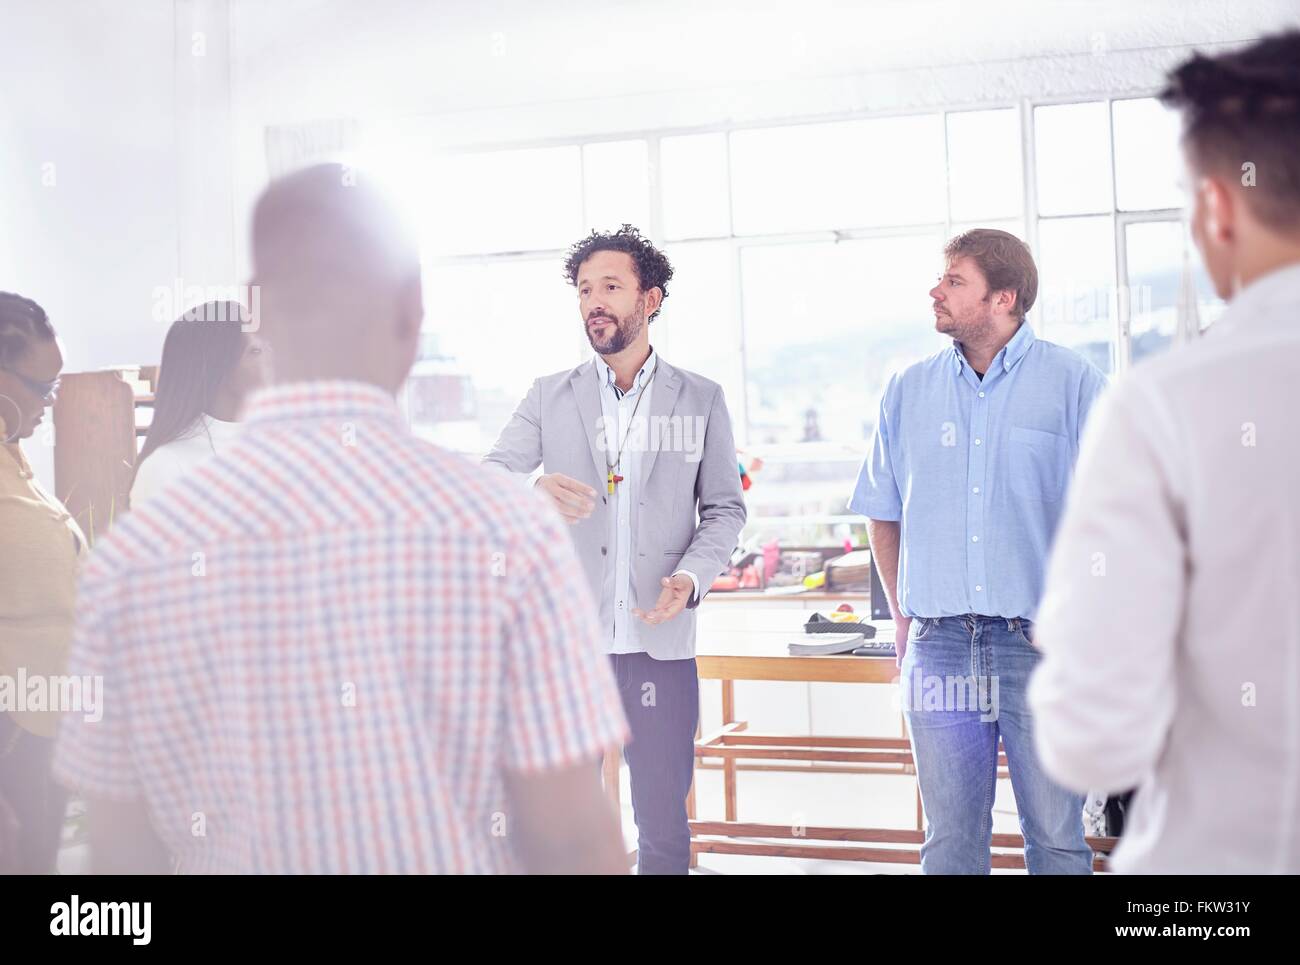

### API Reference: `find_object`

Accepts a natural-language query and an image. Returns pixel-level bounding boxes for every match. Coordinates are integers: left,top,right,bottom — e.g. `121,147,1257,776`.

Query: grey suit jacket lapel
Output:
569,362,608,485
640,358,681,487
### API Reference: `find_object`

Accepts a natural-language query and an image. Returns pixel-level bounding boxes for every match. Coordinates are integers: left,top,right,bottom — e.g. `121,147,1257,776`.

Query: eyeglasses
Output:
0,366,61,404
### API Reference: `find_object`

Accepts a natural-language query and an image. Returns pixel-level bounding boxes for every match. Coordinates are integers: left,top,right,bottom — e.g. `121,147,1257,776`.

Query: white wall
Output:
1,0,240,486
1,0,177,373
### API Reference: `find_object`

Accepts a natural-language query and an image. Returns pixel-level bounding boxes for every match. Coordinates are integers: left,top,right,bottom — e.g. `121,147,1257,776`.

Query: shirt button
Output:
973,486,980,494
974,438,982,446
975,585,983,592
978,391,985,398
971,535,979,542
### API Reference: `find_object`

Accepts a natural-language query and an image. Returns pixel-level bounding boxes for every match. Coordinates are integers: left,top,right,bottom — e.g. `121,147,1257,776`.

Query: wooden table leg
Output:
722,679,738,822
903,708,923,832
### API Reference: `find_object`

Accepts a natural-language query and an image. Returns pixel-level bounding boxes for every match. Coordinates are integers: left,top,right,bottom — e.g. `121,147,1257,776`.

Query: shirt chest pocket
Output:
1007,426,1069,502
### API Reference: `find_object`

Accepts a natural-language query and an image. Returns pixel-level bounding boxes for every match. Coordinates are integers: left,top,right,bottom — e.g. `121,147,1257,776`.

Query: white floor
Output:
620,762,1035,875
56,765,1040,874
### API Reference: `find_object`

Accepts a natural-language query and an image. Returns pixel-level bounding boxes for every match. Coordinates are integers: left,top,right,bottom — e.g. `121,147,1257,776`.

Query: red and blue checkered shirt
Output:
54,381,628,873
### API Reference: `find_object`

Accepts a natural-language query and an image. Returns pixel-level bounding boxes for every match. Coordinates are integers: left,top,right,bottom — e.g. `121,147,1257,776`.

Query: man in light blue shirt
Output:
849,228,1107,874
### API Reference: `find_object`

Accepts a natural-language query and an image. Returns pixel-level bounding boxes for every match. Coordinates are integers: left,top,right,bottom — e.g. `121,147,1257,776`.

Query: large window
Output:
359,94,1219,538
738,233,946,447
1032,96,1222,376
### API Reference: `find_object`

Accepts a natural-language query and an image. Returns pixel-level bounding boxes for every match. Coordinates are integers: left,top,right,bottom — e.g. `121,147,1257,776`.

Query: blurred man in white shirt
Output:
1029,30,1300,873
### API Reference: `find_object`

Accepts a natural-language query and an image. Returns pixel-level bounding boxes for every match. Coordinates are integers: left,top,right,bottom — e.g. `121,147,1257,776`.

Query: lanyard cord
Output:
606,363,658,475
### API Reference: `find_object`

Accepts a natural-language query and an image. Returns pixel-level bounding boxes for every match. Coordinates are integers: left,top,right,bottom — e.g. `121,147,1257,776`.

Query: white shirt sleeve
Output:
128,449,175,509
1028,377,1189,794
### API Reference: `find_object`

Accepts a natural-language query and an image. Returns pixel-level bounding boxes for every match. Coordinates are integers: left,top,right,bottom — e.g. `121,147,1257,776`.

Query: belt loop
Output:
1006,617,1019,632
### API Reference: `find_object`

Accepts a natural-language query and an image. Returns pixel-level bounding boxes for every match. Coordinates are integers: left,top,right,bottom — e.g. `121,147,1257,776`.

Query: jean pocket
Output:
1008,426,1069,502
912,616,938,641
1013,619,1034,647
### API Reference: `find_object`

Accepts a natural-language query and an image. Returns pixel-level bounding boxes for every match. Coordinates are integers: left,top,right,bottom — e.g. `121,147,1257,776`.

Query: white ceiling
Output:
229,0,1299,122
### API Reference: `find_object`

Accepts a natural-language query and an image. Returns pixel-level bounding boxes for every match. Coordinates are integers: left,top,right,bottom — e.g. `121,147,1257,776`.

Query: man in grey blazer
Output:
484,225,746,874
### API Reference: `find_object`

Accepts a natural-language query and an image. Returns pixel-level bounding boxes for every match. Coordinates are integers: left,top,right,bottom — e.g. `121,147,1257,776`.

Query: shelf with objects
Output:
50,366,156,545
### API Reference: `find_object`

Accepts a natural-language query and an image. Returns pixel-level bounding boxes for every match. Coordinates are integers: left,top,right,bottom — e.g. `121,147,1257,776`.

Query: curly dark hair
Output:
1160,29,1300,230
562,224,673,322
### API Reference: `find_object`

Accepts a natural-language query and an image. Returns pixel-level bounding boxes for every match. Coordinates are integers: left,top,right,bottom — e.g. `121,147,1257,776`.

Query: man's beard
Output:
938,305,995,347
585,300,645,355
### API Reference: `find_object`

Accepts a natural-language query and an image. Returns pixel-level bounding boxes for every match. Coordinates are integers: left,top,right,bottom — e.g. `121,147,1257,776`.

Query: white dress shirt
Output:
131,414,242,507
594,350,697,655
1030,262,1300,873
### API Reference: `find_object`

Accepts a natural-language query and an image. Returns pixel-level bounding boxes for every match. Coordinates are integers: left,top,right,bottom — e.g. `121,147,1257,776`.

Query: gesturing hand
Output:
536,473,597,524
633,574,694,626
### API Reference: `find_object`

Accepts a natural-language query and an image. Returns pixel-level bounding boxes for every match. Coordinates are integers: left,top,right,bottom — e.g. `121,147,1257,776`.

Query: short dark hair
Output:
943,229,1038,320
0,292,55,367
562,224,673,321
1160,30,1300,232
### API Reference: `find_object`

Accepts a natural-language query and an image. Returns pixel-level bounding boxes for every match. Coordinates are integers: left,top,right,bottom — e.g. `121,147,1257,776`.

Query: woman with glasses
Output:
130,301,268,507
0,291,84,873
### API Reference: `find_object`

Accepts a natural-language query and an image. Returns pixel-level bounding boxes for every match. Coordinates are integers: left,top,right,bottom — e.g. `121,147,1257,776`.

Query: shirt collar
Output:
950,321,1035,376
243,380,403,427
595,347,658,398
1212,261,1300,336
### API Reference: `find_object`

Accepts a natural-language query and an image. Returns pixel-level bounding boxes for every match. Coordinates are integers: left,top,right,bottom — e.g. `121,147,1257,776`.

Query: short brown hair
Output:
943,228,1038,320
1160,30,1300,233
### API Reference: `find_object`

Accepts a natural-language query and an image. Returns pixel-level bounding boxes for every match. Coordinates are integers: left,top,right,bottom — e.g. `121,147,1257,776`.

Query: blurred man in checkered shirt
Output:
53,164,631,874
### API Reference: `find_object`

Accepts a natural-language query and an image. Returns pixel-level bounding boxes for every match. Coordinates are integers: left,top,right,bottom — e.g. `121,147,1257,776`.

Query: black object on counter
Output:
804,612,877,638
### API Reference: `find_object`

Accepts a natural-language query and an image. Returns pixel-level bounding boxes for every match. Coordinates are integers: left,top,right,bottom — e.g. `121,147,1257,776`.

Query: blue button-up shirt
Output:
849,322,1107,620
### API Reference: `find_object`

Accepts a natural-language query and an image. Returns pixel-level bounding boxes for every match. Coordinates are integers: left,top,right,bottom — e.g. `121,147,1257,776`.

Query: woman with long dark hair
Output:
131,301,268,506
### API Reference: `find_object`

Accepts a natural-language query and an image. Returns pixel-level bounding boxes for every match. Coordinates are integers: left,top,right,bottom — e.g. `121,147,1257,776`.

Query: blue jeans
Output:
901,615,1092,875
606,652,699,876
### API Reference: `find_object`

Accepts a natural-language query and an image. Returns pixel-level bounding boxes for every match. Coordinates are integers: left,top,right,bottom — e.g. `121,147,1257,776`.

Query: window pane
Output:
1113,98,1184,211
1035,216,1116,372
1125,220,1229,360
730,114,946,235
1034,102,1112,216
1197,271,1228,331
582,140,650,234
415,259,588,453
947,109,1023,221
1125,220,1183,362
739,233,947,446
422,147,582,256
658,241,745,442
660,133,731,240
